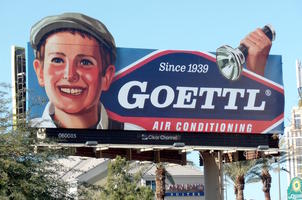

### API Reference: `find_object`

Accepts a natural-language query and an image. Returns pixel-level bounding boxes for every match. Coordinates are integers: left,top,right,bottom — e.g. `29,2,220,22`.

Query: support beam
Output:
218,151,224,200
201,151,223,200
155,150,161,163
126,149,132,160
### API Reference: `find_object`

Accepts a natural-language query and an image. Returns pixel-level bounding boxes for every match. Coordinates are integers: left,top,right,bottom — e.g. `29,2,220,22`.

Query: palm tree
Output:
154,163,175,200
223,160,257,200
250,152,293,200
261,167,272,200
248,158,272,200
155,163,165,200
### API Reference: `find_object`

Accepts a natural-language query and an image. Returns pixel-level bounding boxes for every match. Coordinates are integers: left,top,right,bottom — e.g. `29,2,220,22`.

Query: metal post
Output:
278,159,281,200
225,174,228,200
218,151,224,200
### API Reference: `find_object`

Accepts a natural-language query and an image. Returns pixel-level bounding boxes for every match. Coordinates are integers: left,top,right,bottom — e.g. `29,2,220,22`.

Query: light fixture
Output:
216,24,275,81
85,141,98,146
139,147,154,152
173,142,185,147
257,145,269,151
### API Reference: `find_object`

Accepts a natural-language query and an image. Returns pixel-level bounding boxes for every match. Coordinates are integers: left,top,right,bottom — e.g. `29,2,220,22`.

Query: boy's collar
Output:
45,102,109,129
97,103,108,129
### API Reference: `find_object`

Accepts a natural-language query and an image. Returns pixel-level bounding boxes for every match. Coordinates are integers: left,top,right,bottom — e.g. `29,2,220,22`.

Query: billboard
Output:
28,46,284,134
27,13,284,135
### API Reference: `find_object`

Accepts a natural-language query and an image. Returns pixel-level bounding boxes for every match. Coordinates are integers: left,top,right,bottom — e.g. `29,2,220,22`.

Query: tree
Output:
0,83,72,199
248,158,272,200
80,156,154,200
223,159,257,200
249,151,291,200
261,165,272,200
154,162,176,200
155,163,165,200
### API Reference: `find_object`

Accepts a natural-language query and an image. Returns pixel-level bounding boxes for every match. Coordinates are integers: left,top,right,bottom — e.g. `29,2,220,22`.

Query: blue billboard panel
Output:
28,45,284,134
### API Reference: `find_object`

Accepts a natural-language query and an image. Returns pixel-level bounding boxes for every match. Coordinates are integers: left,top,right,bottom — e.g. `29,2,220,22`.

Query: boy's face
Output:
33,31,115,115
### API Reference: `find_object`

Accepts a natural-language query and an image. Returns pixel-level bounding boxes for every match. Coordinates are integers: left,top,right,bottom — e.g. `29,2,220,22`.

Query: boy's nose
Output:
63,61,79,82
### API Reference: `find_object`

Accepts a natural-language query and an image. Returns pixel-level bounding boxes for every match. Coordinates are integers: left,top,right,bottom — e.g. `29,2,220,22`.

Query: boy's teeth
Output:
60,88,82,95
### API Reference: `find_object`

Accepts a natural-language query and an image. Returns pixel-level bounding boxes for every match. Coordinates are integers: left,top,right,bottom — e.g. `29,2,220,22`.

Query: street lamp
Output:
276,156,290,200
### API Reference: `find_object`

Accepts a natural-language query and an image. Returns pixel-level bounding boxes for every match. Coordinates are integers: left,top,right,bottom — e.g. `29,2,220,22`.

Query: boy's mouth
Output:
59,87,84,96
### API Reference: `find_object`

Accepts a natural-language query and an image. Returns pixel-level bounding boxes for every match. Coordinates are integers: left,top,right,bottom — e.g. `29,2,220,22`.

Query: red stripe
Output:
242,71,284,94
107,110,283,134
113,50,284,95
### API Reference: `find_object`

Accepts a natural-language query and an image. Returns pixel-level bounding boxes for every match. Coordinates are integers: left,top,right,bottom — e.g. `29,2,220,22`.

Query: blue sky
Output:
1,0,301,199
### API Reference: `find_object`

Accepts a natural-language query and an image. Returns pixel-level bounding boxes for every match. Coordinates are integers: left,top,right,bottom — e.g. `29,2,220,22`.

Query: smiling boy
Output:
30,13,138,129
30,13,271,130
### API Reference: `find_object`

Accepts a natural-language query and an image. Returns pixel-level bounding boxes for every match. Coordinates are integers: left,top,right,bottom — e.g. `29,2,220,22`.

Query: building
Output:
284,106,302,181
131,161,204,200
283,59,302,182
55,156,110,197
57,156,204,199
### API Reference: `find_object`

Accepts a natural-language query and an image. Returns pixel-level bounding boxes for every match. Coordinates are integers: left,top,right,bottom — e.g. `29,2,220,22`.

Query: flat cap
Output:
30,12,116,61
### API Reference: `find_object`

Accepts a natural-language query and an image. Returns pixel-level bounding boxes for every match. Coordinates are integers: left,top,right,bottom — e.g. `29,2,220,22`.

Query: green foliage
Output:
1,83,153,200
102,156,154,200
78,156,154,200
224,158,275,200
0,83,72,199
224,159,258,200
246,157,272,183
224,159,257,184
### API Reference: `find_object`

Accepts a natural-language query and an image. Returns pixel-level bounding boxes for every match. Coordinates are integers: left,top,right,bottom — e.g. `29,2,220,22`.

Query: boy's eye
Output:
51,57,64,64
80,59,93,66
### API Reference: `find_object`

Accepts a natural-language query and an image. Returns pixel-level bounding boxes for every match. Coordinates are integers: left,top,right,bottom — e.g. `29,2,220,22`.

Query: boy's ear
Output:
33,59,45,87
101,65,115,91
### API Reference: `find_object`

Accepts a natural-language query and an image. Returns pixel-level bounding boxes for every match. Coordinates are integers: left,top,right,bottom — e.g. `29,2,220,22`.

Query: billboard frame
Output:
40,128,279,150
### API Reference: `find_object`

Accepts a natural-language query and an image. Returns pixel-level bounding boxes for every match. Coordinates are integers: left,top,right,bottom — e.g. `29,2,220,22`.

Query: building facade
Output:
284,105,302,181
58,156,204,199
134,162,205,200
284,59,302,182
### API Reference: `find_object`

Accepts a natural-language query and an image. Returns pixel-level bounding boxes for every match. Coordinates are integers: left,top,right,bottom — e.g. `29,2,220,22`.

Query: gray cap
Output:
30,12,116,61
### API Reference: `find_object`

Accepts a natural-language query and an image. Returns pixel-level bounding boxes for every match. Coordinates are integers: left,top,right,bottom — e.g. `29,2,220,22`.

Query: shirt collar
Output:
44,102,108,129
97,103,108,129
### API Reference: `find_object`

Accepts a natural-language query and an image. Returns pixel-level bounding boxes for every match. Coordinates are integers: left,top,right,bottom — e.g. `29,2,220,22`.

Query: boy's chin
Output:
59,105,95,115
62,108,88,115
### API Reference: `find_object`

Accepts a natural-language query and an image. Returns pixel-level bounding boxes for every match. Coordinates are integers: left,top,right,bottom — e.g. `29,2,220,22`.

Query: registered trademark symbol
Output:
265,89,271,96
